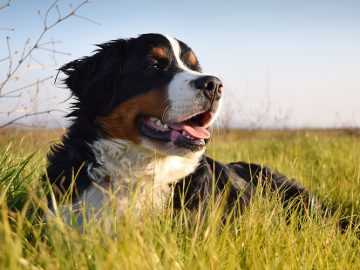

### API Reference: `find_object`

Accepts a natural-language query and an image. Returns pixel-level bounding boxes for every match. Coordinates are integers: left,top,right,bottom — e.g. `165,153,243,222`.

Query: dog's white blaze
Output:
164,35,201,74
164,35,210,122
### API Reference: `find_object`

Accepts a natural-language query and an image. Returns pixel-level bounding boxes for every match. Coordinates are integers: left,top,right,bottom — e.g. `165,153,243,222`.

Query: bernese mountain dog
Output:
46,33,314,223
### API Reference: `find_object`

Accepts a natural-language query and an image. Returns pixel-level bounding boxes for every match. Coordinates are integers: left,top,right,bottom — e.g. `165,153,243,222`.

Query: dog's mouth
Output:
136,111,213,151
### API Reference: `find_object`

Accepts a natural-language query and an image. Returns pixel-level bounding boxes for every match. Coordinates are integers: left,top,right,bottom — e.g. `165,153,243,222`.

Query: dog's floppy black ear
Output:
59,38,130,117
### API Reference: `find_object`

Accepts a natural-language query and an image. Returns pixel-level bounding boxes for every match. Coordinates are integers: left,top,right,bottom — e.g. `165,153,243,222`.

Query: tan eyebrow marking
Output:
188,51,198,66
151,47,168,58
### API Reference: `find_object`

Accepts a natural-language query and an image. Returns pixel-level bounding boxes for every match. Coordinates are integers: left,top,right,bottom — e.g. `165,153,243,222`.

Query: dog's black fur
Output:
173,156,310,213
47,34,313,221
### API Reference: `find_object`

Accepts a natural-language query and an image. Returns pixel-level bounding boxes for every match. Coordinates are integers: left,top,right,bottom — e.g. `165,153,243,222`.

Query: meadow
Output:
0,128,360,269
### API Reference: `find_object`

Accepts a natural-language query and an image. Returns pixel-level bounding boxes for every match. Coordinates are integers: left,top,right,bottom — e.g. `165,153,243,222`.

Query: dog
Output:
46,33,314,222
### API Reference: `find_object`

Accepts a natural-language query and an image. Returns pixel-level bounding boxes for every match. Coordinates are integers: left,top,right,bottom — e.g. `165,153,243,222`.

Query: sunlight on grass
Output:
0,128,360,269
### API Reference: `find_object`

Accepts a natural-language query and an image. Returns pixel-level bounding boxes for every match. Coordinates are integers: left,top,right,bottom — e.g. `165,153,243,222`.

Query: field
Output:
0,128,360,269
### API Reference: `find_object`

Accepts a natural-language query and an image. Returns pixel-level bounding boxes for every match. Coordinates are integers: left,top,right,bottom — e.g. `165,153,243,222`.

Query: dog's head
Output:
61,33,223,156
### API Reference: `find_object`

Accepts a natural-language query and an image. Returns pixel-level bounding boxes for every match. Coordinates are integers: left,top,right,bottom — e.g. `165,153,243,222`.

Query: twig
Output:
19,38,31,62
0,76,53,97
0,109,66,128
36,46,71,56
0,26,15,31
0,94,21,98
37,40,62,47
0,0,90,93
0,55,10,62
73,13,101,25
0,0,93,129
0,0,10,10
6,36,12,78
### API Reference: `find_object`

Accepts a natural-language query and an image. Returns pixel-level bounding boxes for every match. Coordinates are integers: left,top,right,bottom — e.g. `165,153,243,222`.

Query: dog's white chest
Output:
83,139,203,216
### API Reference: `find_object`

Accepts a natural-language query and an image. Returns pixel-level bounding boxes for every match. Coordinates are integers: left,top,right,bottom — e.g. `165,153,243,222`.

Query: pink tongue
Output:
169,123,210,139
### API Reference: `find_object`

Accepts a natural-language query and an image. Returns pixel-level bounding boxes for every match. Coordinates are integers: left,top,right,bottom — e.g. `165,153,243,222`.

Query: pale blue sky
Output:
1,0,360,128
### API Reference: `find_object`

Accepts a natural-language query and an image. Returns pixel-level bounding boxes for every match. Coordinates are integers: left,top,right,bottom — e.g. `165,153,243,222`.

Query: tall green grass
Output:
0,129,359,269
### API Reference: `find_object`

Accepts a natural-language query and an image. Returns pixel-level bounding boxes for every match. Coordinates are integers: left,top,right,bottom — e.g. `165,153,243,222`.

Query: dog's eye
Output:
146,58,169,71
149,64,161,70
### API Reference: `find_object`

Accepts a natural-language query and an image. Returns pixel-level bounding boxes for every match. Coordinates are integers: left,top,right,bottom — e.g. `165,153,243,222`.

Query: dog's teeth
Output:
182,131,186,135
163,124,169,130
155,119,161,126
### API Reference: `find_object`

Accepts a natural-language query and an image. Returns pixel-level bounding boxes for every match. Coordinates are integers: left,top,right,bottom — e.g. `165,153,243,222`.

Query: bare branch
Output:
0,0,91,93
44,0,60,27
0,76,53,97
19,38,31,62
6,36,12,78
36,46,71,56
0,1,13,32
0,94,21,98
0,55,10,62
0,109,66,129
73,14,101,25
0,0,10,10
37,40,62,47
55,4,61,18
28,54,46,68
0,26,15,31
0,43,17,64
0,0,93,128
37,9,45,26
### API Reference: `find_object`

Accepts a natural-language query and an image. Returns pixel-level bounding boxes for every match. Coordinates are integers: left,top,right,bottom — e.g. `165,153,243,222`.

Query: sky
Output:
1,0,360,128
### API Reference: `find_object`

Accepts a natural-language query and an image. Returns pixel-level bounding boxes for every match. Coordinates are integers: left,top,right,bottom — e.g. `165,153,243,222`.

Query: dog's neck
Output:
85,138,203,212
89,138,203,183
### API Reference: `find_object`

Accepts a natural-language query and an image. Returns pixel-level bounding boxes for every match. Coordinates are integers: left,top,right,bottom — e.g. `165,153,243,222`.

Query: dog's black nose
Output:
193,76,223,101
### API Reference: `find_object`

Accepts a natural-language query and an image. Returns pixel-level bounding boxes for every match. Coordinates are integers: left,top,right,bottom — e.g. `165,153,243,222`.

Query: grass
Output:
0,128,360,269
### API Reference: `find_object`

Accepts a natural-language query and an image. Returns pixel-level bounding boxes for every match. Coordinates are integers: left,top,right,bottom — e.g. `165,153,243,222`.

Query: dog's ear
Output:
59,38,131,117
